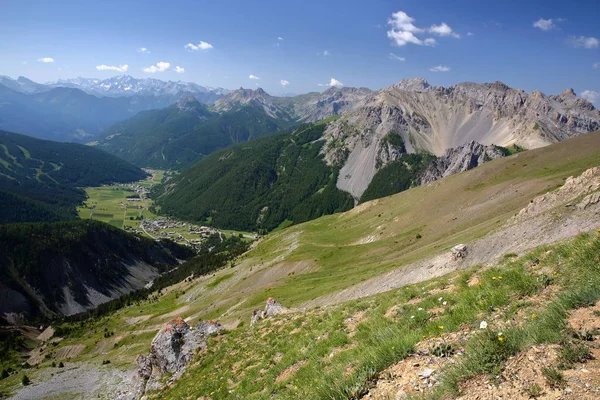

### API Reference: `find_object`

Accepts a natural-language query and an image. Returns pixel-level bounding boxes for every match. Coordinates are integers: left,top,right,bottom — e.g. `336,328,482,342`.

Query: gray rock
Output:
420,141,505,185
130,318,223,399
250,298,288,326
451,244,468,260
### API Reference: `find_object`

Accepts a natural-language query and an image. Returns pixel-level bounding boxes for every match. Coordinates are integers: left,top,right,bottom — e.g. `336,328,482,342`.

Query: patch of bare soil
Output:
161,305,190,319
37,326,54,341
275,360,307,383
345,310,367,337
457,345,562,400
125,314,153,325
55,344,86,360
562,300,600,399
364,330,470,399
363,353,460,399
95,335,123,354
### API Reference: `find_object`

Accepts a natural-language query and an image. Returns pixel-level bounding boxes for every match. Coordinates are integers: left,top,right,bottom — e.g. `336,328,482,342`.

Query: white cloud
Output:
594,62,599,69
184,41,214,51
280,80,290,86
96,64,129,72
322,50,330,56
467,32,474,36
429,65,451,72
174,66,185,73
429,23,460,38
388,53,406,61
386,11,446,46
143,61,171,73
138,47,150,54
37,57,54,63
581,90,599,103
571,36,599,49
533,18,555,31
249,74,260,80
318,78,344,87
278,37,284,41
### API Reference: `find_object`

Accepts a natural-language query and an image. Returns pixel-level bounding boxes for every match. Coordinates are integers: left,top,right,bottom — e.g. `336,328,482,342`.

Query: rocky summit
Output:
321,78,600,199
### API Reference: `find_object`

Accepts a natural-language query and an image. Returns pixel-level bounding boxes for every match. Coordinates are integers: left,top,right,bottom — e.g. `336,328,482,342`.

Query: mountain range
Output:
0,74,230,101
0,75,232,142
153,79,600,228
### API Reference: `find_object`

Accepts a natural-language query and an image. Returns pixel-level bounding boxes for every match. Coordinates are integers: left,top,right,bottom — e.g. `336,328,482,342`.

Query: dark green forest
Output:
0,130,146,223
155,121,354,231
0,219,194,322
97,99,291,169
360,153,437,203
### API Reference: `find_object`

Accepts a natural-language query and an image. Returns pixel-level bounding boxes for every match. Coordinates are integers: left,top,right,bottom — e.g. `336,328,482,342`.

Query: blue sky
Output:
1,0,599,102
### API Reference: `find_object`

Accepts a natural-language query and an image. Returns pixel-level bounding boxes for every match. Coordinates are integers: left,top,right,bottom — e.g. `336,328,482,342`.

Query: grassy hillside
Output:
155,120,354,231
96,100,290,169
0,130,146,222
3,131,600,399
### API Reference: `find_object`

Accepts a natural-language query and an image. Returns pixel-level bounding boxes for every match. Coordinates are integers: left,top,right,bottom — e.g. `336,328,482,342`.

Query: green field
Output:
77,186,155,230
77,170,255,240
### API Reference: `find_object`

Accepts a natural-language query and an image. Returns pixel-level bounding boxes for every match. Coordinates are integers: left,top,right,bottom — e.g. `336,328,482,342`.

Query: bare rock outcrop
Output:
451,244,468,261
420,141,506,184
511,166,600,224
250,298,289,326
130,318,223,399
322,79,600,199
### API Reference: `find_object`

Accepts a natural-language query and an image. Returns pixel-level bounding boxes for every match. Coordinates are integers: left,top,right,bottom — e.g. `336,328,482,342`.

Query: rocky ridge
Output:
213,86,372,122
321,78,600,199
127,318,224,399
420,141,506,185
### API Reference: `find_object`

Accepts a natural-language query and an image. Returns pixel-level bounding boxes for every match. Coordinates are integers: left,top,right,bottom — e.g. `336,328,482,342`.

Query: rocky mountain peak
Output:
391,78,431,92
560,88,577,97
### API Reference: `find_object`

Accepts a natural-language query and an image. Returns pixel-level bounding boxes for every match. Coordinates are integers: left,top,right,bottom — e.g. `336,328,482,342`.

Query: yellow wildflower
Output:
438,325,444,330
498,337,504,342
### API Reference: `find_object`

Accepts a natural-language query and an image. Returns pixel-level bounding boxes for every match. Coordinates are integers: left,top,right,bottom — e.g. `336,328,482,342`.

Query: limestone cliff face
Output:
420,141,506,185
321,79,600,199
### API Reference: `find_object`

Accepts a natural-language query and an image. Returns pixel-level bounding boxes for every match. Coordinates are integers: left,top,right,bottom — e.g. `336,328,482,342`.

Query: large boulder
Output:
250,298,288,326
130,318,223,398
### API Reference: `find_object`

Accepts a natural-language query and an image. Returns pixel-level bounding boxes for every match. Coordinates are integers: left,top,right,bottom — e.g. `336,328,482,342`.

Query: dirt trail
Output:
301,168,600,308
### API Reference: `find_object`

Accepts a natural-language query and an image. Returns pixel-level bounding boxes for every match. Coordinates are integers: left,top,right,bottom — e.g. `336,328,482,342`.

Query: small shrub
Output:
102,360,111,365
526,382,543,397
431,343,455,357
58,362,64,368
559,343,591,368
542,367,566,388
51,361,56,368
21,375,31,386
416,233,422,239
1,369,8,379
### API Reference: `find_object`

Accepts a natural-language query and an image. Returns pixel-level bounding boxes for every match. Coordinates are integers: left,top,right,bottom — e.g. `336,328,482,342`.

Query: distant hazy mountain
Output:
214,86,373,122
47,75,230,103
0,75,49,94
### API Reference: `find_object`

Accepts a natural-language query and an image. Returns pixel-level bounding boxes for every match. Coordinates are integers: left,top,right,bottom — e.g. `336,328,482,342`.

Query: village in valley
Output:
77,169,255,249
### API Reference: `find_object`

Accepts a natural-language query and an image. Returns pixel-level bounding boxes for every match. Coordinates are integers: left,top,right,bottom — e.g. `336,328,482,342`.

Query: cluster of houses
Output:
140,218,219,246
